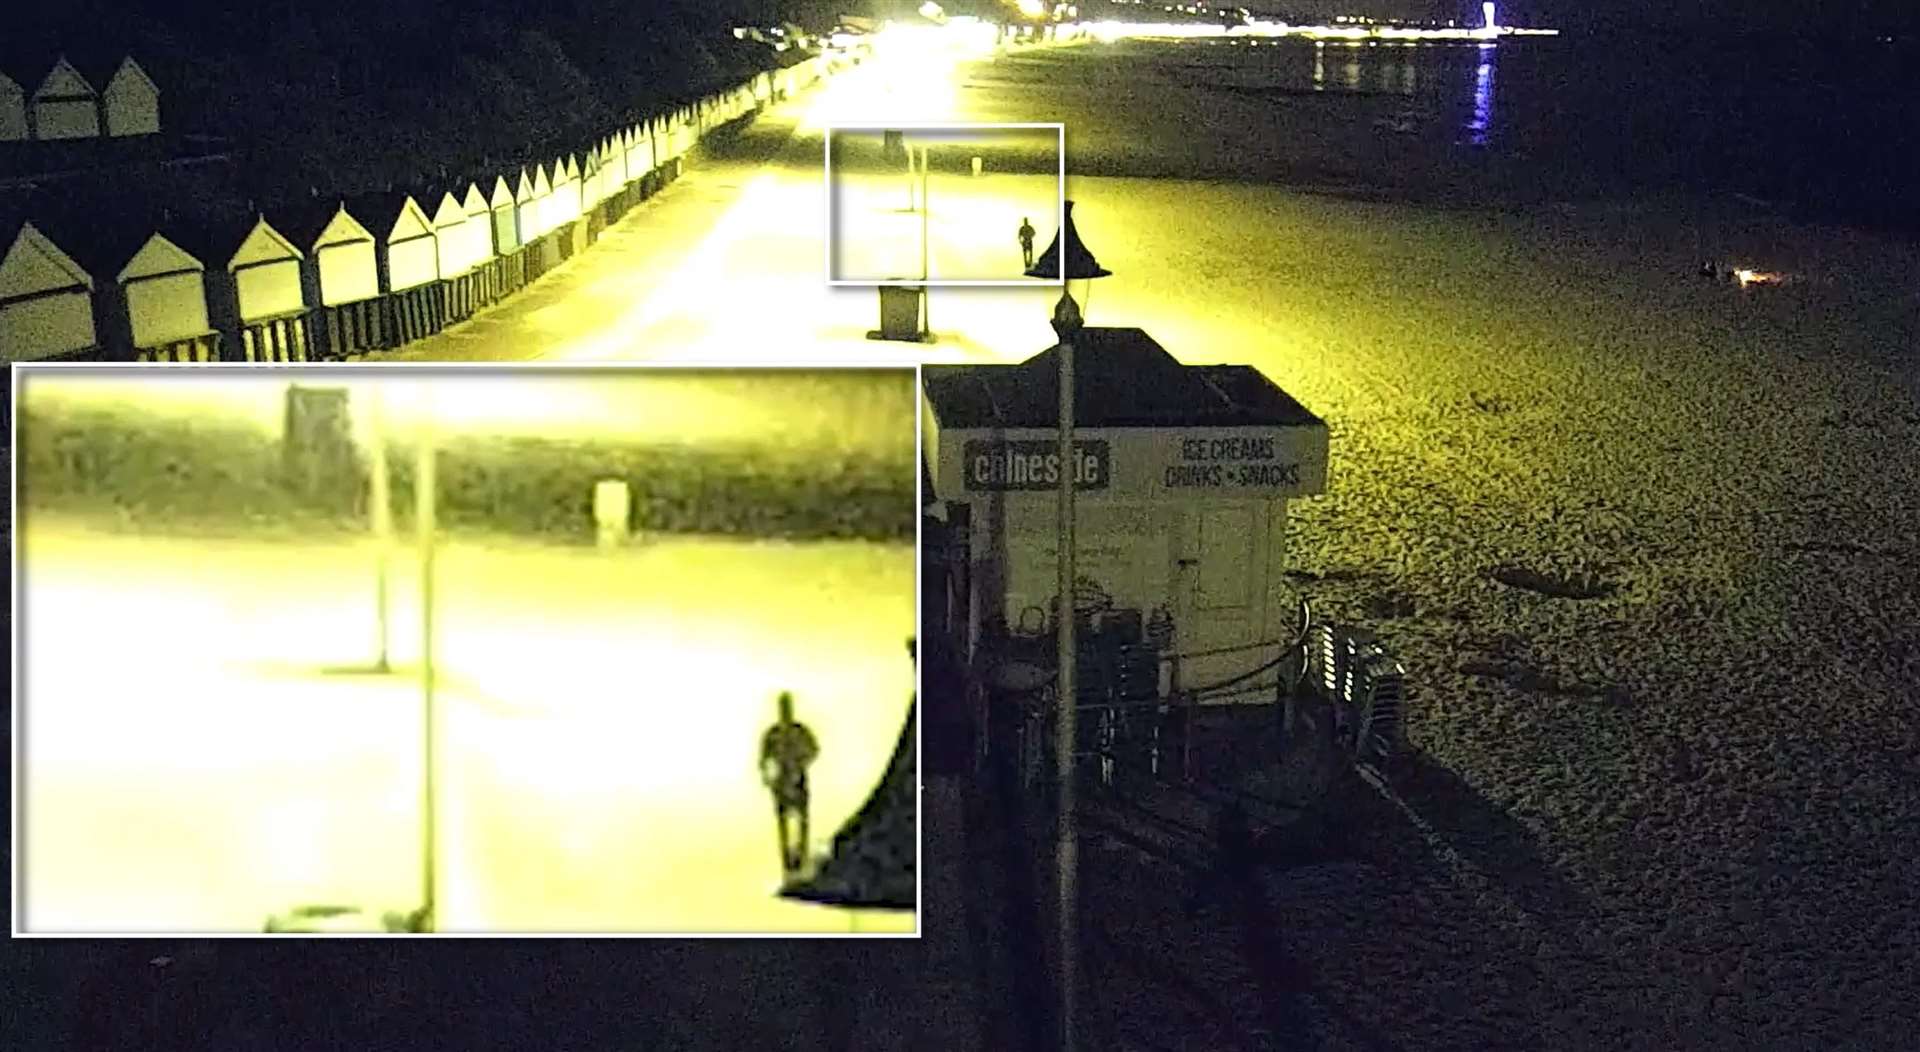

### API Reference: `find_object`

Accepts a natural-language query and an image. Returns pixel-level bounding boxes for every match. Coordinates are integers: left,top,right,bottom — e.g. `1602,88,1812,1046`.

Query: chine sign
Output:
964,439,1111,492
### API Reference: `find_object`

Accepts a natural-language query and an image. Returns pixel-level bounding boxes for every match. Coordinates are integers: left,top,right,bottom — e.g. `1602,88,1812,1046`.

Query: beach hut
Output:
344,190,443,345
532,161,559,239
550,157,578,232
459,182,493,271
480,175,527,305
276,199,383,358
489,175,519,255
0,73,26,141
553,156,583,256
30,57,100,140
626,124,650,196
605,132,628,196
304,204,381,307
116,227,223,360
221,214,311,361
580,148,603,234
0,214,98,361
426,189,473,280
441,179,500,323
514,167,539,244
101,56,159,137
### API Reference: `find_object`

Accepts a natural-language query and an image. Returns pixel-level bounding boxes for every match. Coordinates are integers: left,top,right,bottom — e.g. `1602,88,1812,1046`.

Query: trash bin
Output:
867,284,927,343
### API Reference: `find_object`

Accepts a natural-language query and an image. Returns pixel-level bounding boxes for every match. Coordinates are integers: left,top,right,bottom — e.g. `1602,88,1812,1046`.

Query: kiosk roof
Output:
923,327,1325,431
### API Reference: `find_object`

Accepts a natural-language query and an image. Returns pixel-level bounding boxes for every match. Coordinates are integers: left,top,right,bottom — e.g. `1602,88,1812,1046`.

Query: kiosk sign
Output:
964,439,1110,492
1163,434,1306,490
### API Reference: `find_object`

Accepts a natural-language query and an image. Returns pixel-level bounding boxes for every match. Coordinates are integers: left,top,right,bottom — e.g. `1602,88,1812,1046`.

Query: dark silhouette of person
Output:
1018,217,1036,269
761,692,820,876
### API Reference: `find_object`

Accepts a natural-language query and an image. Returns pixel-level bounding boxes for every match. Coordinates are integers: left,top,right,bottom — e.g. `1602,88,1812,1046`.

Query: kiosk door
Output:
1173,502,1270,701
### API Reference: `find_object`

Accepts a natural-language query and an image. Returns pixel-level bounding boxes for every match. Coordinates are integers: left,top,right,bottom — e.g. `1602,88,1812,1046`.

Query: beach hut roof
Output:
29,56,95,100
0,196,94,296
426,191,465,228
4,185,230,281
103,56,159,98
489,177,515,209
338,189,432,242
227,215,304,271
269,197,375,254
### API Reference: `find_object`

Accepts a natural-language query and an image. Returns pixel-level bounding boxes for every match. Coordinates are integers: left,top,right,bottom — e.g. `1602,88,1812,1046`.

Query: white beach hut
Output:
459,182,493,270
352,193,438,293
514,167,539,242
605,132,629,191
550,157,579,231
226,216,306,323
625,124,649,188
530,162,556,237
489,175,519,254
223,215,310,361
0,219,98,361
118,232,215,358
0,73,26,141
277,200,383,358
31,58,100,140
580,146,603,215
426,190,472,280
305,205,380,308
101,56,160,137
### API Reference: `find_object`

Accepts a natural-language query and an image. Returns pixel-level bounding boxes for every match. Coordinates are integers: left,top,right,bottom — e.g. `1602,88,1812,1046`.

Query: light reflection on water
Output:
1467,46,1498,146
1257,40,1498,141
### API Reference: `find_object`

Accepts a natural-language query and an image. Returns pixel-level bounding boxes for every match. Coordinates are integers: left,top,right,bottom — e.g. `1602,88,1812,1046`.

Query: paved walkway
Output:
381,66,1066,367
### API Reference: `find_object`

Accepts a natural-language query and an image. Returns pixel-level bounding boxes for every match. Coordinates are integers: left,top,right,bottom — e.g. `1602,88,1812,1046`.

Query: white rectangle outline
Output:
8,360,926,940
824,122,1067,287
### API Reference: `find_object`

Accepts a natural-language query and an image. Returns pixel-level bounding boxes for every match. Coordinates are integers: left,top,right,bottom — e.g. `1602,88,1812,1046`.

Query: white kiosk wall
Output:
942,425,1326,703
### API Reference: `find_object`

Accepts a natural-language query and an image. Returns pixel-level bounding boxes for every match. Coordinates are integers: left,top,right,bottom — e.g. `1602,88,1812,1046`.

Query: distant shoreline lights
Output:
1081,18,1560,43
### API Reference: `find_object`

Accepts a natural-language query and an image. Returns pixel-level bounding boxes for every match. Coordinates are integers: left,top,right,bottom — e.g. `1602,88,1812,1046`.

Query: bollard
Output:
593,479,632,549
972,156,983,178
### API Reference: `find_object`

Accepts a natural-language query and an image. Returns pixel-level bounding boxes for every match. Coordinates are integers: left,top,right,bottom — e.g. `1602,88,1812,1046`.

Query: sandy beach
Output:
950,37,1920,1051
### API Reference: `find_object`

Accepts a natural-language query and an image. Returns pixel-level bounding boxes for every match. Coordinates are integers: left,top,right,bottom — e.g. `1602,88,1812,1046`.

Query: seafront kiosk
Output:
921,327,1331,769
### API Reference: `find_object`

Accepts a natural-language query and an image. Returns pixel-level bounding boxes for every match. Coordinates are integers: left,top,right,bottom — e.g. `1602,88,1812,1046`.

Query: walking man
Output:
1018,216,1037,269
761,692,820,877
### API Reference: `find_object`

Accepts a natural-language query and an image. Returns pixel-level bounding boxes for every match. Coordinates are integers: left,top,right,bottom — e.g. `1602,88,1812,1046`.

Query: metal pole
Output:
368,388,392,673
416,417,439,933
921,145,931,336
1054,292,1079,1052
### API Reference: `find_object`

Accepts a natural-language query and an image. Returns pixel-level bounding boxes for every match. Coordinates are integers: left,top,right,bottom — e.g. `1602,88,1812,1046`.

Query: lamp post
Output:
367,388,393,673
1024,199,1110,1052
415,408,440,934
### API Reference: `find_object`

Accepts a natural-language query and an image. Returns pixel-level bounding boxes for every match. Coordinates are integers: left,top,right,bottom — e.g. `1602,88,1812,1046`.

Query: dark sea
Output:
1084,32,1920,236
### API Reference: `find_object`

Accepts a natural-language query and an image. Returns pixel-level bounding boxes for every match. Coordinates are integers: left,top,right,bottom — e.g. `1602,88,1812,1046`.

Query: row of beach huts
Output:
0,54,839,365
0,54,161,141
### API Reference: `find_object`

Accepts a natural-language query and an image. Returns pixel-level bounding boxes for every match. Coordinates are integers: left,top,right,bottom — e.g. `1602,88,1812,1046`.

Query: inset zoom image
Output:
827,123,1063,285
12,365,919,935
